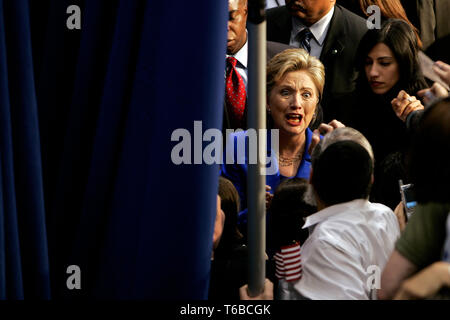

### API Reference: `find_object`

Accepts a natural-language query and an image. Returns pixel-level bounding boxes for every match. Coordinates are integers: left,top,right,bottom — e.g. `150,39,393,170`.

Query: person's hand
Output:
265,185,273,210
391,90,424,122
417,82,449,106
393,201,406,232
316,119,346,135
394,262,450,300
308,119,346,155
433,61,450,87
239,278,274,300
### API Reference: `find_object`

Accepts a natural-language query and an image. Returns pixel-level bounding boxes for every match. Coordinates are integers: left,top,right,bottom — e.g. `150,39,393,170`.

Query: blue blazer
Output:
221,128,315,226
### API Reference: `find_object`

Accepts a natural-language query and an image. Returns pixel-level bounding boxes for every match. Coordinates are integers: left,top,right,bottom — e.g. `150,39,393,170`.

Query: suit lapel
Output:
320,6,345,63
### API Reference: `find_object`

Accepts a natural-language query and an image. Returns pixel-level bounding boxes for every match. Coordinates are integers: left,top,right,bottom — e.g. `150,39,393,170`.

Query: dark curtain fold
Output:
92,0,228,300
31,0,85,298
0,0,227,299
0,0,51,299
67,0,146,299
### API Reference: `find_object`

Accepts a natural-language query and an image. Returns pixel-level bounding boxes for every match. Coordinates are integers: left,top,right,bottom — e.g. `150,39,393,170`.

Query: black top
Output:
339,84,412,209
209,244,277,300
209,244,249,301
343,84,409,164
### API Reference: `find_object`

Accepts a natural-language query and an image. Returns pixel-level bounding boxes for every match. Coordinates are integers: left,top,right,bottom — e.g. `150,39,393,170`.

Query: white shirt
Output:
226,37,248,90
266,0,285,9
289,199,400,300
289,6,335,58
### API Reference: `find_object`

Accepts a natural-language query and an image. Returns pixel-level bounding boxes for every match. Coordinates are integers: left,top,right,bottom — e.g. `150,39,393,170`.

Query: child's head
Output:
270,178,316,249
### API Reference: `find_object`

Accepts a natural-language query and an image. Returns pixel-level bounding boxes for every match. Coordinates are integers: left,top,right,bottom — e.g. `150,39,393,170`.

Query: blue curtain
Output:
0,0,227,299
0,0,51,299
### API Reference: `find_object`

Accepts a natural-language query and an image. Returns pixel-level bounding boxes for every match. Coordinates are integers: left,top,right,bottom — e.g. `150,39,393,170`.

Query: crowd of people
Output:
211,0,450,300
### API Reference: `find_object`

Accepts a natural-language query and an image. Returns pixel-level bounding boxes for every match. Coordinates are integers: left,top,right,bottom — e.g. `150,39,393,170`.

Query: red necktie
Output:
225,57,246,129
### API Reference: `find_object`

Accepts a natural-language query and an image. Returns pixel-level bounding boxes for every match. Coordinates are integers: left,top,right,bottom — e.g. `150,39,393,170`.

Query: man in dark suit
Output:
266,0,367,122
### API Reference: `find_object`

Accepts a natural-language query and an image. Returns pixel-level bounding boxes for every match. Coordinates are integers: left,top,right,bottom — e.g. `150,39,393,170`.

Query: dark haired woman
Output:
341,19,428,208
214,177,245,260
209,177,247,300
210,177,277,300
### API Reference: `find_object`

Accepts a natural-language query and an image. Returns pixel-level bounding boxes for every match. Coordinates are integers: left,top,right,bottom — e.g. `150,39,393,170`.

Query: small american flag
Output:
274,242,302,282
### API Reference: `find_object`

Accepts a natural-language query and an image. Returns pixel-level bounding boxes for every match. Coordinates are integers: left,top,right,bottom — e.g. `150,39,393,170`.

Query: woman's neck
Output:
278,130,306,157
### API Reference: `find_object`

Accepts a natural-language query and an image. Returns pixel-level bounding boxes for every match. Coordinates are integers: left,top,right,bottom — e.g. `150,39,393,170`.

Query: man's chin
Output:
286,3,308,17
226,40,233,51
227,45,238,56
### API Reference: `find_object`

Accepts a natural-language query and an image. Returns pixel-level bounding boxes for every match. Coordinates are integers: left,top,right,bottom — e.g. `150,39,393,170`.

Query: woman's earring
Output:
267,109,271,114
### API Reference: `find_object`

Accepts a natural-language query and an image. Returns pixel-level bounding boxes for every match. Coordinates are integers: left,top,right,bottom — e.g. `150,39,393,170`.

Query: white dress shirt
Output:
226,37,248,90
289,6,335,58
287,199,400,300
266,0,285,9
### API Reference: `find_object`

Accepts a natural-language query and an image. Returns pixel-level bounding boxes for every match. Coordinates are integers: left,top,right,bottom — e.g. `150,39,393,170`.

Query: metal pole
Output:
247,0,266,297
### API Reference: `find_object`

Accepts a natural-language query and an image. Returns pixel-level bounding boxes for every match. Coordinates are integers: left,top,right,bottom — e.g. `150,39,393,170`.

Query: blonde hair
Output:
267,48,325,101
